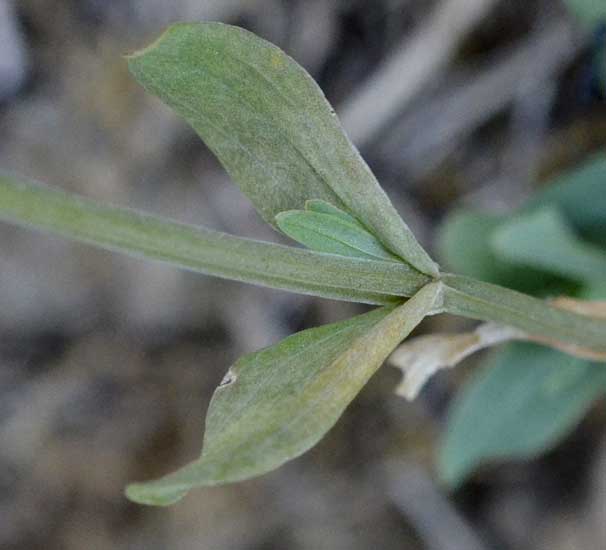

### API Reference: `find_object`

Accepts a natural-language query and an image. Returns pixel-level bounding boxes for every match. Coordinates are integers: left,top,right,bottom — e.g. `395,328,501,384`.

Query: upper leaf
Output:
127,23,438,276
125,282,443,506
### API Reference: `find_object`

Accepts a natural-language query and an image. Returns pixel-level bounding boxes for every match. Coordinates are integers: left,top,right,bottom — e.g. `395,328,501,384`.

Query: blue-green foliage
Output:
438,154,606,487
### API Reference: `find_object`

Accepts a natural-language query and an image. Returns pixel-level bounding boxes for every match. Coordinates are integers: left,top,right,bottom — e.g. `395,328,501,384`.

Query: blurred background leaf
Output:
527,153,606,242
492,206,606,284
439,342,606,488
127,23,438,275
437,155,606,488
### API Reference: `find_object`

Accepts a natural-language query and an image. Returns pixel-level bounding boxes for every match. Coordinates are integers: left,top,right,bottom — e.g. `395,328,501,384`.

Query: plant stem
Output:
0,173,430,305
1,174,604,356
441,274,606,354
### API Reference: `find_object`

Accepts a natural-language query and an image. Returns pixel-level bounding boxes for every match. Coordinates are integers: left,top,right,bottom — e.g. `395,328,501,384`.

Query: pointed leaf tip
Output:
125,282,443,505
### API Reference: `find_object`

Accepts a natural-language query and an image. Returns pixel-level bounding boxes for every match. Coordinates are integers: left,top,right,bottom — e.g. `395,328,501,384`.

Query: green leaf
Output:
0,173,431,304
438,342,606,488
276,208,399,262
492,206,606,284
126,282,443,506
438,154,606,286
126,22,438,277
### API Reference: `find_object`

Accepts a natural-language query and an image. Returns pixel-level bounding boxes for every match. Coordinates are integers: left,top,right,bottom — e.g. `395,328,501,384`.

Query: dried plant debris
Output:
390,323,521,400
392,296,606,400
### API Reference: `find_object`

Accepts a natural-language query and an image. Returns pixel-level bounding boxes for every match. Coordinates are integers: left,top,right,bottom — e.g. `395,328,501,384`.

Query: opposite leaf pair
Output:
1,21,605,507
124,22,445,505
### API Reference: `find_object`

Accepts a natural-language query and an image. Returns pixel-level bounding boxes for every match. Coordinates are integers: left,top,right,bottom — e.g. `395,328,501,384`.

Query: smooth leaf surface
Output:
127,23,438,276
0,173,430,304
126,282,443,505
492,207,606,284
439,342,606,488
276,209,399,261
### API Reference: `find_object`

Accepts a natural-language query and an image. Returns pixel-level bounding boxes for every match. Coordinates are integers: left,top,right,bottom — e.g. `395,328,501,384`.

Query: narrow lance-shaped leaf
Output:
276,203,399,262
0,173,431,304
127,23,439,276
125,282,444,506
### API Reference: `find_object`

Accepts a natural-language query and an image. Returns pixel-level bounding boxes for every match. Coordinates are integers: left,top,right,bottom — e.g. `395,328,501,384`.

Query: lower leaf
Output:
126,282,443,505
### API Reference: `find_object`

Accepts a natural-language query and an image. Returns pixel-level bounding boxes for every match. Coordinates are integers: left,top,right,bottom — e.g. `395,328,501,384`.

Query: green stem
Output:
1,174,604,356
0,173,429,305
441,274,606,354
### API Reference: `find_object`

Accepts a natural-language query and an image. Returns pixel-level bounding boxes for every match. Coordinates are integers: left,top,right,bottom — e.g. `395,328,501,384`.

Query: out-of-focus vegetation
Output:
438,156,606,487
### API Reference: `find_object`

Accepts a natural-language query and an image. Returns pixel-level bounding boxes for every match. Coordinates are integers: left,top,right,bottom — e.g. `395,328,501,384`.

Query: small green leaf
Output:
125,282,443,506
492,207,606,284
304,199,362,224
276,208,399,262
127,23,438,276
438,343,606,488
